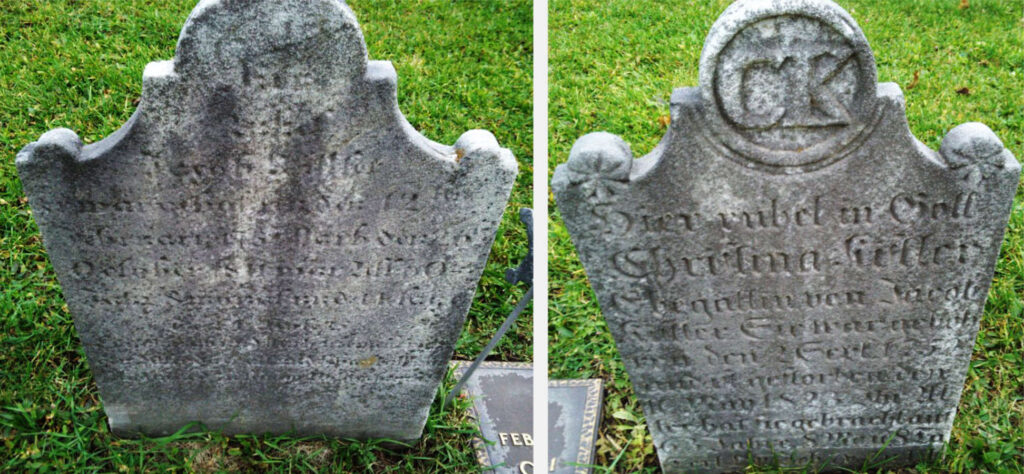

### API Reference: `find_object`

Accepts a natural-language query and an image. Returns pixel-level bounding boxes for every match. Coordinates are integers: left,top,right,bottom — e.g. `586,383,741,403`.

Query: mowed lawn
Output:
0,0,532,472
549,0,1022,472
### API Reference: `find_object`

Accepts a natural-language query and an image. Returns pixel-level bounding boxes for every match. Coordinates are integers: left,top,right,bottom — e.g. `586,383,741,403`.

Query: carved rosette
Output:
560,132,633,203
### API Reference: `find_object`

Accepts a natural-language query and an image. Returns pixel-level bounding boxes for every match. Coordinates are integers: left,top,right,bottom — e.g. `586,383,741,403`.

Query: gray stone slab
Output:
452,362,603,473
552,0,1019,472
16,0,516,440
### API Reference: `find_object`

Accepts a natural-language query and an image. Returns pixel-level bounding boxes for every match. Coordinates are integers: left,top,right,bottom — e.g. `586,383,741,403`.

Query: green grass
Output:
0,0,531,472
549,0,1023,472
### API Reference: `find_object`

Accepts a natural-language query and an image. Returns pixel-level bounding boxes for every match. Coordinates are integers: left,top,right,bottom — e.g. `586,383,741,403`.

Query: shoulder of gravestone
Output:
16,107,144,171
15,104,515,188
938,122,1021,175
452,129,518,176
795,80,1019,177
877,79,1022,176
552,88,703,194
552,131,635,194
552,89,710,199
16,128,84,169
359,61,519,174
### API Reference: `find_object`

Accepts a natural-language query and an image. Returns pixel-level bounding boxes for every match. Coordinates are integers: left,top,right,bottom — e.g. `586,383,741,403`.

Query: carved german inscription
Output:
552,1,1019,472
16,0,516,440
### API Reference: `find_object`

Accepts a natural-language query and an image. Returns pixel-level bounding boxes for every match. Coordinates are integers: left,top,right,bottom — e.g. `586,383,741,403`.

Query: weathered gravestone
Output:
552,0,1019,471
16,0,517,439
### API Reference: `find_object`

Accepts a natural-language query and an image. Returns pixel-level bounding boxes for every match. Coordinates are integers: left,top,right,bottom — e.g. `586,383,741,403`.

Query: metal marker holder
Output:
445,208,534,408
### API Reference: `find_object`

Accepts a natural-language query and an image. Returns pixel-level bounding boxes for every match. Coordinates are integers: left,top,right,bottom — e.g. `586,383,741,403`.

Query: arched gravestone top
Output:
173,0,368,83
16,0,517,440
553,0,1019,472
699,0,879,172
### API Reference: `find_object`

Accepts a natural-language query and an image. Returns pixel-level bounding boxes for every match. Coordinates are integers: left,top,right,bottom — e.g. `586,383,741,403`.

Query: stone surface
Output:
552,0,1019,472
16,0,516,440
453,362,603,474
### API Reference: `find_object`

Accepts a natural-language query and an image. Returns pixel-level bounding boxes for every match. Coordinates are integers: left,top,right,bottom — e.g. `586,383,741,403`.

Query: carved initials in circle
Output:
726,48,855,130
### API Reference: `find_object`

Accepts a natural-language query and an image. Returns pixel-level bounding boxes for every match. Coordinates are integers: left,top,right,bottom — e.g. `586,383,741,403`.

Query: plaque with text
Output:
453,362,603,473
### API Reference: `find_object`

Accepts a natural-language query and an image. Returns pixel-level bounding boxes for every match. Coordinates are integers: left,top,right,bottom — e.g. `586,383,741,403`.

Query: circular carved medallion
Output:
699,1,878,172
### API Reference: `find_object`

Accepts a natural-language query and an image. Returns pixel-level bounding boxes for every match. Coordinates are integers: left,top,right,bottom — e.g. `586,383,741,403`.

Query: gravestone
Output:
552,0,1019,472
16,0,517,439
452,362,603,474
